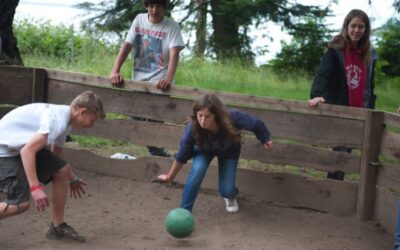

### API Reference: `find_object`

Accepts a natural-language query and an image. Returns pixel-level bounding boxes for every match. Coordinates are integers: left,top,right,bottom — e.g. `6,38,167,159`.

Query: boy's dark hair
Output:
143,0,167,8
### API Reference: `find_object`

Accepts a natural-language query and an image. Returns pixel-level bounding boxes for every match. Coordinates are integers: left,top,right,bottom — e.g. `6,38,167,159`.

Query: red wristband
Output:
30,184,44,192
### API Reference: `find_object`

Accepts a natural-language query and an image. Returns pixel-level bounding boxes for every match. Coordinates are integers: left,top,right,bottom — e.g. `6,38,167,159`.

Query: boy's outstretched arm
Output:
20,133,49,212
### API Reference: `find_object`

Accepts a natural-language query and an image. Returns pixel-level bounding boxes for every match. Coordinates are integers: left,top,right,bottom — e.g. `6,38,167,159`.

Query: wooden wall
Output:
373,113,400,234
1,66,399,232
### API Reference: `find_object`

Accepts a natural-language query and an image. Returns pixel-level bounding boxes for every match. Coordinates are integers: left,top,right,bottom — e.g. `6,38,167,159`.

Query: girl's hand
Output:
308,97,325,106
264,141,273,150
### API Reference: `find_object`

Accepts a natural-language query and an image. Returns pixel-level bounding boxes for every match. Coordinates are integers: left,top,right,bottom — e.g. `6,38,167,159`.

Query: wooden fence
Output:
1,65,399,234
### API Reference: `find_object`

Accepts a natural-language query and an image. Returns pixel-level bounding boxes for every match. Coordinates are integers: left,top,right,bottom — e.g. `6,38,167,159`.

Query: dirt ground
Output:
0,169,394,250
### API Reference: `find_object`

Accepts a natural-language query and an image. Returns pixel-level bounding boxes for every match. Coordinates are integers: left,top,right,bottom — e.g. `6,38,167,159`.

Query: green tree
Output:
375,18,400,77
269,17,333,74
77,0,327,64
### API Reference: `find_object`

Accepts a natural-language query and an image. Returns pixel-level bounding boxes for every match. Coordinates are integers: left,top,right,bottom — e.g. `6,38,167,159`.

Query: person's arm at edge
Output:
156,160,184,182
157,46,181,90
20,133,49,211
110,42,133,87
308,49,336,106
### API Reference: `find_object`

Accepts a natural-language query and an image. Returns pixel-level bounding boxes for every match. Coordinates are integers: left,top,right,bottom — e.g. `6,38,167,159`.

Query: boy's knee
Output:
54,164,70,179
1,201,30,217
17,201,30,213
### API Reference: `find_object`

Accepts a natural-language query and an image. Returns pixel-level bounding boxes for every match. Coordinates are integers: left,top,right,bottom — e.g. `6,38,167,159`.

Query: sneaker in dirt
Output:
46,222,85,242
224,198,239,213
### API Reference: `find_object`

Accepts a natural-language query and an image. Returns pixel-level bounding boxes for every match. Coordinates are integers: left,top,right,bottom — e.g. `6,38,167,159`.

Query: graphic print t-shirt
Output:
125,14,184,83
344,48,367,108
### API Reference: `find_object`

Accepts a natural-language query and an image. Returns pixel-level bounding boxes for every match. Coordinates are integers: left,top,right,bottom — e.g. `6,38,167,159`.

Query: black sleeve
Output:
310,48,337,100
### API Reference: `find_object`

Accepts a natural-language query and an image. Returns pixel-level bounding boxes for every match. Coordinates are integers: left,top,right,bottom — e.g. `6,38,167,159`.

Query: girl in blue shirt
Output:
156,94,272,213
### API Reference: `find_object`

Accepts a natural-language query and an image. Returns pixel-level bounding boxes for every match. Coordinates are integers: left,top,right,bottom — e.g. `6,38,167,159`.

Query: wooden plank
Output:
45,68,368,120
49,79,364,148
0,65,33,78
381,129,400,161
47,79,190,124
384,112,400,128
376,164,400,193
64,147,358,214
374,186,398,235
241,107,364,148
357,111,385,221
64,148,173,183
0,66,34,105
72,119,360,173
32,68,47,102
240,137,360,173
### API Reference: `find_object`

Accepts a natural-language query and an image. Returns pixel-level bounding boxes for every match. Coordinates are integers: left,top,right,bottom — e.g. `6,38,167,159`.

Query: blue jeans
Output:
395,200,400,250
180,153,239,212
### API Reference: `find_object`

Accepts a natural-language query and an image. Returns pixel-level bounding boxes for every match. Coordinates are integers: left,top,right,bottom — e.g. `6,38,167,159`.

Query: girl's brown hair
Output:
190,94,241,147
328,9,372,65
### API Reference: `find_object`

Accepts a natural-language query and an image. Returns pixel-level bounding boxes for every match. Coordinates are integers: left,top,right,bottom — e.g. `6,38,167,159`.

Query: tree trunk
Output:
0,0,23,66
210,0,241,61
194,0,207,58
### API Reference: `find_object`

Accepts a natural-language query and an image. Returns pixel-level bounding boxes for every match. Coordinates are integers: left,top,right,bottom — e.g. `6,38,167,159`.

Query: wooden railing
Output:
1,65,399,234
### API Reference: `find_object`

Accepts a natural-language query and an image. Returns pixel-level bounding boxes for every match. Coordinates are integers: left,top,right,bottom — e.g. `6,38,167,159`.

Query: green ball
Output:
164,208,195,238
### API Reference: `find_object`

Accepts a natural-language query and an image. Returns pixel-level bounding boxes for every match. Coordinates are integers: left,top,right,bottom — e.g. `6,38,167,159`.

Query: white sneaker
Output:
224,198,239,213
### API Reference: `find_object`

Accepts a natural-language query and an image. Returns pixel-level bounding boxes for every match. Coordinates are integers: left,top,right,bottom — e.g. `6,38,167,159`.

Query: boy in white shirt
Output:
0,91,105,242
110,0,184,157
110,0,184,89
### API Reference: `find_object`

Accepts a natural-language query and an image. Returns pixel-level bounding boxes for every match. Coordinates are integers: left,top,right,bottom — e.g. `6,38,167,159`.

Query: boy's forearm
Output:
165,47,180,82
20,149,40,187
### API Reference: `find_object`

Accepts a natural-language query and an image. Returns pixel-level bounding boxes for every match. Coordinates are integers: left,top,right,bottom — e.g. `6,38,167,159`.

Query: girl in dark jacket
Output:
309,9,376,108
309,9,377,180
156,94,272,213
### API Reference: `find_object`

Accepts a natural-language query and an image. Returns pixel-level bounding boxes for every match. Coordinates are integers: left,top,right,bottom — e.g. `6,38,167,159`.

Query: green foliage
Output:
269,17,333,75
71,135,128,148
375,18,400,77
76,0,328,64
14,18,114,60
17,21,398,113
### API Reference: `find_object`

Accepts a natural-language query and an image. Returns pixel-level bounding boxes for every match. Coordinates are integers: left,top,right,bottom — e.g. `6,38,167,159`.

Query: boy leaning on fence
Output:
0,91,105,242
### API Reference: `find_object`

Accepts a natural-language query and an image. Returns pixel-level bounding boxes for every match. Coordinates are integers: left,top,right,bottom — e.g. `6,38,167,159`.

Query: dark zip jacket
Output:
310,48,377,109
175,109,271,164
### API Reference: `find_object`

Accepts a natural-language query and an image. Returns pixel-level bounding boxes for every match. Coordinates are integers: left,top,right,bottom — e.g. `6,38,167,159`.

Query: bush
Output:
14,18,114,60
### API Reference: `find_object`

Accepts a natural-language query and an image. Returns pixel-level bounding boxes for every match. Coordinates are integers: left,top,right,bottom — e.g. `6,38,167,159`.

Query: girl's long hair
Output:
328,9,372,65
190,94,241,147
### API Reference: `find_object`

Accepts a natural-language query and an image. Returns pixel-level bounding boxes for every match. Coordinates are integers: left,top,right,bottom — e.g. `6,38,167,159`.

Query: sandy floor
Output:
0,169,393,250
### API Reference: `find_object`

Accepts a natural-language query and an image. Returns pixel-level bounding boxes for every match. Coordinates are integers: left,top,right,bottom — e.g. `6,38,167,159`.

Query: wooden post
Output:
32,68,47,102
357,110,384,221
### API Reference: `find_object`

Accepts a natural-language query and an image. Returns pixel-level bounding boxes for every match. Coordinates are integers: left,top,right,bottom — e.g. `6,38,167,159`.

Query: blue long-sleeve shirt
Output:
175,109,271,164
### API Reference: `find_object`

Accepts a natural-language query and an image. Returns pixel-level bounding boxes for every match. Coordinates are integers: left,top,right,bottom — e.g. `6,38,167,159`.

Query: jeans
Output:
395,200,400,250
180,153,239,211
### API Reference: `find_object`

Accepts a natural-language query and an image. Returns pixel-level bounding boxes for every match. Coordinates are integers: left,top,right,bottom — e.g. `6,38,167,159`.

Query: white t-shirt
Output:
125,13,184,83
0,103,71,157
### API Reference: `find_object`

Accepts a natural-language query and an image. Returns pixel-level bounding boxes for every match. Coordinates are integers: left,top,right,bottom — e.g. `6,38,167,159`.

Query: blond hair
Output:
70,91,106,119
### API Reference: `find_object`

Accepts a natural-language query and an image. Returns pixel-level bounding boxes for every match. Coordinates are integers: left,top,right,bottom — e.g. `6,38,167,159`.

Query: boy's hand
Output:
109,72,124,87
69,177,87,199
31,188,49,212
156,79,171,90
